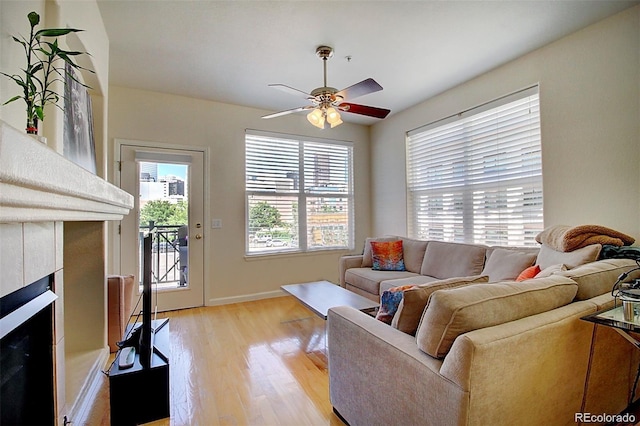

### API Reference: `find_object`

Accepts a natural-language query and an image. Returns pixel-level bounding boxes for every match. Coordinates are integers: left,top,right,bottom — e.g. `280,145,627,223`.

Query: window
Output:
406,86,542,246
246,131,353,254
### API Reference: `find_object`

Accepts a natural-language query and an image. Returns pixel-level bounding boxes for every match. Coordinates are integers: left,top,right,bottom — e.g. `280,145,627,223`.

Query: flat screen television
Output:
116,232,168,369
139,233,153,368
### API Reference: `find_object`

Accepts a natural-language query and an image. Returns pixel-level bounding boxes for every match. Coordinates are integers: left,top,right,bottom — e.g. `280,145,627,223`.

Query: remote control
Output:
118,346,136,369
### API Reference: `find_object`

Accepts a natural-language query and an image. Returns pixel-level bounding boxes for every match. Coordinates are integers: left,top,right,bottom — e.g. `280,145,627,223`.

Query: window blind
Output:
246,131,353,254
406,87,543,246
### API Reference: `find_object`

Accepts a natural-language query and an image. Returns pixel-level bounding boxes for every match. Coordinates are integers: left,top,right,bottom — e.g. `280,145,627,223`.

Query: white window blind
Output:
246,131,353,254
406,87,543,246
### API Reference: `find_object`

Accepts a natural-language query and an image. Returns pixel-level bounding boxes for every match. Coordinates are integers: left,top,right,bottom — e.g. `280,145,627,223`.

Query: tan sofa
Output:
329,238,640,425
339,237,540,301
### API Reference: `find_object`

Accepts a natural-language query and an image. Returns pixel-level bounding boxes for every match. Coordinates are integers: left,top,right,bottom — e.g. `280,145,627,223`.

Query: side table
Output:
582,304,640,406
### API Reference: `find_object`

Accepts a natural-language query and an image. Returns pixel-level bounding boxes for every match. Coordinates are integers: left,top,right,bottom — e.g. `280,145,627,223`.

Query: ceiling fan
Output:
261,46,391,129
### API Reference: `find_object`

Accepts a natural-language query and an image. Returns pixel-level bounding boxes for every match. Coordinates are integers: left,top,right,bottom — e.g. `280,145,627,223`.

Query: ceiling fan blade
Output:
335,78,383,101
262,106,312,119
340,103,390,119
268,84,311,98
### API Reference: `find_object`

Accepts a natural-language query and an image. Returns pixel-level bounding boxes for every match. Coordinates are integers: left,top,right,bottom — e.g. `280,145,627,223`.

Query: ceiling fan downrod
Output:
316,45,333,88
312,46,340,108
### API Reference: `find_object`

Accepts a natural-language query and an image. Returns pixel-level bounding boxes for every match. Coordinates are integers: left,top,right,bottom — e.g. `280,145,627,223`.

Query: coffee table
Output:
281,280,379,320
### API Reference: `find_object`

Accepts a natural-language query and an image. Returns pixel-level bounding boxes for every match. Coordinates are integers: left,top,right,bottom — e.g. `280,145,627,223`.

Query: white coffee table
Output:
281,280,379,320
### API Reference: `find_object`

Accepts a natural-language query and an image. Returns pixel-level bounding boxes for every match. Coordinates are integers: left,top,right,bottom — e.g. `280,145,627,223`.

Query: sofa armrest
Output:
327,306,468,426
338,255,364,287
440,300,598,425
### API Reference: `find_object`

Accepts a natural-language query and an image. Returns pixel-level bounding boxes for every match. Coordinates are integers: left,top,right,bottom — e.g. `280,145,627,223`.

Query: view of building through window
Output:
139,162,189,288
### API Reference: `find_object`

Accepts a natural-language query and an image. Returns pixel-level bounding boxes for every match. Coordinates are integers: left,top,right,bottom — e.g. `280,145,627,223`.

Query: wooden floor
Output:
86,296,347,426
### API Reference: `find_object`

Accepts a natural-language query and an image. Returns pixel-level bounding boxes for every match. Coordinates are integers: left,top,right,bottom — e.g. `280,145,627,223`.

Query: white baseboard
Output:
207,289,285,306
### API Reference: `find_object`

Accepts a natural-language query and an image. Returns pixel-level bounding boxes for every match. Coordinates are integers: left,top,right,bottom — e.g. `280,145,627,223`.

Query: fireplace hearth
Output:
0,275,57,425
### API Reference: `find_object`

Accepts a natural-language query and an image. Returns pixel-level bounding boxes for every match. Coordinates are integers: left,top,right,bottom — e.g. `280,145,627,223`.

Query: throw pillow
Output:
362,237,399,267
536,263,567,278
415,275,578,359
371,240,406,271
535,243,602,270
481,248,537,282
515,265,541,282
375,285,416,324
391,275,489,335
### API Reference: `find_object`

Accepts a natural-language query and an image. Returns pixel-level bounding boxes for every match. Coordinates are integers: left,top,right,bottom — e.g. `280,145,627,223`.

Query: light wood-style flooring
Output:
86,296,347,426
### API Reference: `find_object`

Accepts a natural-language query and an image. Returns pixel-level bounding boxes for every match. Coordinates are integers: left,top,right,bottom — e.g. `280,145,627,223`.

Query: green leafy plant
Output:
1,11,93,134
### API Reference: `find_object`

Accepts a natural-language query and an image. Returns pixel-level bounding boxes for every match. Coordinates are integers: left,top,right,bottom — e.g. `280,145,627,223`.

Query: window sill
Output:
244,247,352,261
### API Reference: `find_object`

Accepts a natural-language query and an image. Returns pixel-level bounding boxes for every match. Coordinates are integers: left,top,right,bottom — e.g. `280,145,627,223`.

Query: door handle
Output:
195,234,203,240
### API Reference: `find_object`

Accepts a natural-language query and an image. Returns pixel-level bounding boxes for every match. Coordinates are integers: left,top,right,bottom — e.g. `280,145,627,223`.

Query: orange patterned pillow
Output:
516,265,541,282
370,240,406,271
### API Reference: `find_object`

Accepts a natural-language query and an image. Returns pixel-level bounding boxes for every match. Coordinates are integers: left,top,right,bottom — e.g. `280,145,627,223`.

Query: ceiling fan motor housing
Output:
315,46,334,60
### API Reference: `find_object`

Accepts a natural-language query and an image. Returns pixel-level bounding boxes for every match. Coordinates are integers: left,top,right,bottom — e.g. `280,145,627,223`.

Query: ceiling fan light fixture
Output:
307,108,325,129
326,107,343,128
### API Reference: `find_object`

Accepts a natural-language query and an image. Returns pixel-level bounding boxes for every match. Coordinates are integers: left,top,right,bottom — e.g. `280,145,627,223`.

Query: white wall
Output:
370,5,640,243
0,0,108,177
108,87,371,304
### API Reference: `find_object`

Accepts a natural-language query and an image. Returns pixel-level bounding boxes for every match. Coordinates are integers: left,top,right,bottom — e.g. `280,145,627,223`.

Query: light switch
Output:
211,219,222,229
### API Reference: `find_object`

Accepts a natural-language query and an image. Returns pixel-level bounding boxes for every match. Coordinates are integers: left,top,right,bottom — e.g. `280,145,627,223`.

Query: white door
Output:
120,144,205,311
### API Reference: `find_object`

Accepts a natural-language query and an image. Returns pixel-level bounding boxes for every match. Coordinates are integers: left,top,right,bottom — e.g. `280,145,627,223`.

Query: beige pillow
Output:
536,263,567,278
535,243,601,270
400,238,429,273
481,248,537,282
391,275,488,335
415,275,578,359
362,237,399,267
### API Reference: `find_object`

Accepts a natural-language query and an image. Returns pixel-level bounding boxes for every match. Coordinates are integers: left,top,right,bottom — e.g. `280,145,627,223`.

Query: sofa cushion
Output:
371,240,406,271
375,285,417,324
362,237,399,267
344,268,419,296
400,237,429,273
415,275,578,358
559,258,640,301
481,248,537,282
391,275,489,335
535,243,601,270
420,241,487,279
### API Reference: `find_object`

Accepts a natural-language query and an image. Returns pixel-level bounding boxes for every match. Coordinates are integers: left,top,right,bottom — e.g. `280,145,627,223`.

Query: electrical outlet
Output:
211,219,222,229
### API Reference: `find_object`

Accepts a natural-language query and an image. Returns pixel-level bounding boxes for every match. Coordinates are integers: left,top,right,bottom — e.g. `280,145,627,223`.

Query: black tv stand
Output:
108,319,170,425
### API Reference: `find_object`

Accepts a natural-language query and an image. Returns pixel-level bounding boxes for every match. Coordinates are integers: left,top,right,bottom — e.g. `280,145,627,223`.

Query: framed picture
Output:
63,63,97,174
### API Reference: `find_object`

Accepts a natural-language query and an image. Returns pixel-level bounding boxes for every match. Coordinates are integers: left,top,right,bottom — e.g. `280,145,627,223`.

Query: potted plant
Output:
1,11,92,135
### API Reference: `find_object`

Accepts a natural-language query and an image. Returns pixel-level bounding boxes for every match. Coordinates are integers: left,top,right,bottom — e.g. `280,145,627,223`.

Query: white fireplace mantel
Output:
0,120,133,222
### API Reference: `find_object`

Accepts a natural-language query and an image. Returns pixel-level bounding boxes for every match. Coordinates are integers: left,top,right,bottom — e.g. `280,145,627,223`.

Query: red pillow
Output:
516,265,541,282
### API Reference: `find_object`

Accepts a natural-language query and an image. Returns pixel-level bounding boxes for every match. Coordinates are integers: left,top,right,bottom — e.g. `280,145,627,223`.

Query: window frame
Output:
405,86,543,246
245,130,354,256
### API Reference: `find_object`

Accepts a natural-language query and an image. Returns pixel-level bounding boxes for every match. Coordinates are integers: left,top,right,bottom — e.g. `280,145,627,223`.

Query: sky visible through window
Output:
158,164,187,179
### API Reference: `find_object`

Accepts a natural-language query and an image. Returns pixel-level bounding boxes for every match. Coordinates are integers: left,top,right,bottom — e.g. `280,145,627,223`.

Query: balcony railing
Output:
140,224,187,287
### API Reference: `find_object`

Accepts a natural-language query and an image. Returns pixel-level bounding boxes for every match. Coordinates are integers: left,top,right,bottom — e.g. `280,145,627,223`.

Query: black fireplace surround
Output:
0,275,56,426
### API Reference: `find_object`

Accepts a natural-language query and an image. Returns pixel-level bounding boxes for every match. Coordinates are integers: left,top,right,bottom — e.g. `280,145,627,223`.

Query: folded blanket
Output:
535,224,635,252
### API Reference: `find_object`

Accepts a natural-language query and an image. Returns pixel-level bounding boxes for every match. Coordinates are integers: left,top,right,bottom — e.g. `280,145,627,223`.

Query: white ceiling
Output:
97,0,638,125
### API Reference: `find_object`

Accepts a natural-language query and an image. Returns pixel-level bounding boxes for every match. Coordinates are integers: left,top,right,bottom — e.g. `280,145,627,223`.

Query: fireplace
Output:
0,275,57,425
0,120,134,424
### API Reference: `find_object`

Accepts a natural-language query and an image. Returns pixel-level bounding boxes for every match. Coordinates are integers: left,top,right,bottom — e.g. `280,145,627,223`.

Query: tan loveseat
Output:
329,237,640,425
